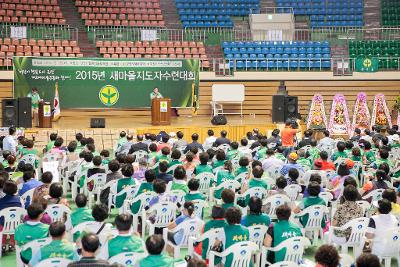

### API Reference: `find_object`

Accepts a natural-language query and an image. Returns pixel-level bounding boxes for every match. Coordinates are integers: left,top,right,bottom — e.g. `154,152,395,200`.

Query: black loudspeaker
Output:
211,115,227,125
90,118,105,128
17,97,32,128
272,95,298,123
2,99,18,127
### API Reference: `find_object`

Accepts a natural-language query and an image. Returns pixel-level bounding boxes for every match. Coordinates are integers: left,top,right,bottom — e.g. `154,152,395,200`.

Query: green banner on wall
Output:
355,57,379,72
13,57,200,108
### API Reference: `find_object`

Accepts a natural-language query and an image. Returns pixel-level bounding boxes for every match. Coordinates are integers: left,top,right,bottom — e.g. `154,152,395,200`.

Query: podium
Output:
151,98,171,125
38,101,52,128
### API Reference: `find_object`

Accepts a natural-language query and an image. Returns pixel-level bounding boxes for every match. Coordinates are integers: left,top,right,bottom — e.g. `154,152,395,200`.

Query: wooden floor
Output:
51,113,274,129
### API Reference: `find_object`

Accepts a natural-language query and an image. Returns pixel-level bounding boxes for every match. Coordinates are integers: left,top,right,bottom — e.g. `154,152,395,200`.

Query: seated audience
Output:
67,233,110,267
137,235,174,267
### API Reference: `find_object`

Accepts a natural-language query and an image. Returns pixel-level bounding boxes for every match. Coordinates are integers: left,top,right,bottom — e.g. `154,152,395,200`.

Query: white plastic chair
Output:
188,228,223,261
168,189,186,206
302,170,328,187
61,159,80,195
42,153,60,162
35,257,72,267
266,165,283,180
284,184,302,202
142,201,177,238
318,192,333,206
356,200,372,217
166,164,181,174
16,238,51,267
268,261,298,267
191,199,207,219
362,189,385,202
110,185,138,212
163,218,204,258
237,187,268,205
263,194,291,220
86,173,107,207
373,227,400,267
295,205,328,245
339,253,354,267
0,207,25,258
195,172,215,196
328,217,369,258
108,251,147,266
217,144,230,154
20,188,36,207
235,172,249,183
210,180,241,203
248,225,268,248
132,150,148,162
124,191,157,231
261,236,311,266
20,154,36,167
209,241,260,267
45,204,72,230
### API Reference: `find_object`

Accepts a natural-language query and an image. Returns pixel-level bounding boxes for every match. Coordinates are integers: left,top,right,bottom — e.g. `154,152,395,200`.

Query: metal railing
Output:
2,56,399,73
0,23,79,41
90,27,400,45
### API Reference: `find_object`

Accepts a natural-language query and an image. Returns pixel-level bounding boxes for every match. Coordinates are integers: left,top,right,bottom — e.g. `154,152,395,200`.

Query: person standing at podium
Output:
150,87,163,100
27,88,41,127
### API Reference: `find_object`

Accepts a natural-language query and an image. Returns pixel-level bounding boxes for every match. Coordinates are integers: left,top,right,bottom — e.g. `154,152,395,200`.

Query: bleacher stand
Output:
222,41,331,70
176,0,259,28
96,40,210,68
348,40,400,69
0,38,82,67
0,0,66,25
75,0,165,27
382,0,400,26
275,0,364,27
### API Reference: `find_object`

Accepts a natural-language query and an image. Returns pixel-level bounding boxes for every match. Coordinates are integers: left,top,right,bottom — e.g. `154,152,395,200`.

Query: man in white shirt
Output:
366,199,399,256
262,149,284,171
317,130,335,150
203,129,216,151
2,126,17,155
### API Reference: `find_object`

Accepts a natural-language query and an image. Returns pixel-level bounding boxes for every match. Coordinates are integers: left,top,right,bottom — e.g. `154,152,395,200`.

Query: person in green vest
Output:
70,194,94,241
150,87,163,100
74,133,84,153
19,139,39,169
331,141,347,162
307,140,321,163
115,131,128,154
169,166,189,193
29,221,79,266
256,138,268,160
239,166,269,206
15,203,49,264
100,150,111,166
69,233,110,267
371,149,394,170
227,142,239,160
45,133,58,153
168,150,182,174
193,152,213,175
344,140,354,157
214,161,235,199
363,141,376,164
350,147,363,162
293,182,326,227
27,87,41,127
221,188,236,210
99,214,144,259
185,178,205,201
197,206,227,261
147,143,158,165
115,164,136,208
155,147,170,164
214,206,249,267
265,204,303,263
235,156,249,178
212,150,226,170
87,143,100,157
241,196,271,227
130,169,155,214
137,235,175,267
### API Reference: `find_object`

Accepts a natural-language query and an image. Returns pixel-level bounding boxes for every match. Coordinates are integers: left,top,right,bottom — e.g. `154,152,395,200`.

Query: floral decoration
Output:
307,94,328,129
352,92,371,132
328,94,351,136
371,94,392,128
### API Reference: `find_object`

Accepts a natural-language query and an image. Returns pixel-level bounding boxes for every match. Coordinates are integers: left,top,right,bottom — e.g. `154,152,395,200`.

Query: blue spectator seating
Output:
275,0,364,27
176,0,260,28
222,41,331,69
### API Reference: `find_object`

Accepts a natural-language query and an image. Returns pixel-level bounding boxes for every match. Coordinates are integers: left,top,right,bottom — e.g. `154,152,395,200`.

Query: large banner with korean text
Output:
14,57,200,108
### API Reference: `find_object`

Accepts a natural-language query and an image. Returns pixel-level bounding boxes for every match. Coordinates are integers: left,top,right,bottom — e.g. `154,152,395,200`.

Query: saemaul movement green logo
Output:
99,85,119,106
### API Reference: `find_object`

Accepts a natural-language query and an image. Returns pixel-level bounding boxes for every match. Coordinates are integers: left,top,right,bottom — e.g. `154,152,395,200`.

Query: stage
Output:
27,113,291,151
